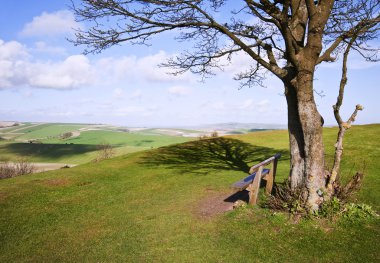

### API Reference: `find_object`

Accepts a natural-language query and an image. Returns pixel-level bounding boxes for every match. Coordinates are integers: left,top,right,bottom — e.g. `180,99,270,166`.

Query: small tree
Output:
71,0,380,211
61,132,74,140
0,160,35,179
94,143,116,162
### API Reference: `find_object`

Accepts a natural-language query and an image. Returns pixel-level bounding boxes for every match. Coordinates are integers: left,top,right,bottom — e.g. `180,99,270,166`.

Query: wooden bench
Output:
231,153,281,205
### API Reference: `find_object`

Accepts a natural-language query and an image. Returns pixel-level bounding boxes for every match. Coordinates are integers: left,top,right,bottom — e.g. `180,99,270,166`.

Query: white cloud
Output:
167,85,191,96
20,10,81,37
96,50,195,83
0,40,29,88
32,41,67,56
97,56,136,81
0,40,28,60
136,51,188,82
223,51,254,76
0,40,195,90
28,55,94,89
0,40,94,90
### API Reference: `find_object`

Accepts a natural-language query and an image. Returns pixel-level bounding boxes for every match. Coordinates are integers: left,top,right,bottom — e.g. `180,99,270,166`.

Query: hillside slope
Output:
0,125,379,262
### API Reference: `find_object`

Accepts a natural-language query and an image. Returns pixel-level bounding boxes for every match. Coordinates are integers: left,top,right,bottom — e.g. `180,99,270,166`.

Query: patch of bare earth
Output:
0,192,8,202
69,131,81,138
32,163,76,173
194,190,237,219
42,178,70,187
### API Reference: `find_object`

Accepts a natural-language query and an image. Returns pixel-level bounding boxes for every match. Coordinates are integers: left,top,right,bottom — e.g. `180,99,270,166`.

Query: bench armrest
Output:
249,153,281,174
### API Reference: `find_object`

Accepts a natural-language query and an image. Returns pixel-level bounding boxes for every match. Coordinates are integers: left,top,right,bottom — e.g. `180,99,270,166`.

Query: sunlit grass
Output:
0,125,379,262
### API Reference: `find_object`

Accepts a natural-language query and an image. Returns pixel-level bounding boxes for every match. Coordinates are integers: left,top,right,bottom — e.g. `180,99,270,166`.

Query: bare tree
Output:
71,0,380,211
94,142,116,162
0,160,35,179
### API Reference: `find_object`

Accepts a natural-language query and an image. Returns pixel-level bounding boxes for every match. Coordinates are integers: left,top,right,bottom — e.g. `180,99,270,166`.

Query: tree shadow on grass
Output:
140,137,289,175
0,143,99,160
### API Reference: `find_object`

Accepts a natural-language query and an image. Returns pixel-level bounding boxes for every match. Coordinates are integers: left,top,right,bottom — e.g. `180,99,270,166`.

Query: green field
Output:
0,123,193,164
0,124,379,262
16,124,89,140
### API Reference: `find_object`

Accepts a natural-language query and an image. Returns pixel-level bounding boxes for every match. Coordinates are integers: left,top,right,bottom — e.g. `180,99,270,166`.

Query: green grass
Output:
42,130,191,147
15,124,89,140
0,123,34,133
0,126,193,164
0,125,379,262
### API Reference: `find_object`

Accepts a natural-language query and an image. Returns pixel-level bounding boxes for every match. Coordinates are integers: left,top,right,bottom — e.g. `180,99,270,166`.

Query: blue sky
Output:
0,0,379,127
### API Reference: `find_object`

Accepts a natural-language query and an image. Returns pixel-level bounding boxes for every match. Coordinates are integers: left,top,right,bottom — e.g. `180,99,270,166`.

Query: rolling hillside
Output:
0,125,379,262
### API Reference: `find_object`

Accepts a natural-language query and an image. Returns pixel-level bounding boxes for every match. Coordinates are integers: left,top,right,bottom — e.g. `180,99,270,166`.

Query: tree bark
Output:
285,83,306,190
285,68,326,211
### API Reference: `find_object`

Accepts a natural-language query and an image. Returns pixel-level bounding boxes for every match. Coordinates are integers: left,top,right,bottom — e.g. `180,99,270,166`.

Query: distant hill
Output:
184,122,287,134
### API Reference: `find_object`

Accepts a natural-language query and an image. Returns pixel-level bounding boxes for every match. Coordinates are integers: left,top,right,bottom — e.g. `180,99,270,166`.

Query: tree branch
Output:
318,9,380,64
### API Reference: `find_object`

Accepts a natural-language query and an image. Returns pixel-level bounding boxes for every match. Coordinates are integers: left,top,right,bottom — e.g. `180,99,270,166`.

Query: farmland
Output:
0,123,195,164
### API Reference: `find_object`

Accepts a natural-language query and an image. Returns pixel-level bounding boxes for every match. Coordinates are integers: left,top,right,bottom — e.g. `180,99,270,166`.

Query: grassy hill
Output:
0,125,379,262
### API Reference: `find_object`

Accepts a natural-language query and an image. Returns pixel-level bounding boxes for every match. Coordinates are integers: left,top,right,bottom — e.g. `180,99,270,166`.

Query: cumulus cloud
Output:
0,39,94,89
0,40,28,60
20,10,81,37
28,55,94,89
32,41,67,56
96,50,194,83
0,40,29,88
136,51,189,82
0,39,194,90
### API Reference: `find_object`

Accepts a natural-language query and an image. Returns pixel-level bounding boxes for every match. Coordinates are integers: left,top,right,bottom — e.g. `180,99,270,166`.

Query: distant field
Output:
16,124,89,140
0,123,194,164
42,130,191,147
0,124,378,262
0,123,35,134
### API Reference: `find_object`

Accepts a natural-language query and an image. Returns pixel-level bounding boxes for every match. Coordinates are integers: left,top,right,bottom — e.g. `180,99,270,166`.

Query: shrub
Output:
60,132,73,139
265,180,307,216
0,160,35,179
264,172,377,222
93,143,115,162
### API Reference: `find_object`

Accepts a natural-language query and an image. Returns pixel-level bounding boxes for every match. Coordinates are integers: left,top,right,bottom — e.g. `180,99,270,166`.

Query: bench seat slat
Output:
231,168,270,191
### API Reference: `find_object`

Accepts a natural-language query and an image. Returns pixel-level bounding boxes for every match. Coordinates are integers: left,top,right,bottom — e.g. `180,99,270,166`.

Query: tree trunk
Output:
285,83,306,189
285,70,327,211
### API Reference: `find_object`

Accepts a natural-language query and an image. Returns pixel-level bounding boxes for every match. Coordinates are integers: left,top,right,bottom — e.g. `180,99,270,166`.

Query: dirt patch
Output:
32,163,76,173
0,192,8,202
69,131,81,138
194,190,244,219
42,178,70,187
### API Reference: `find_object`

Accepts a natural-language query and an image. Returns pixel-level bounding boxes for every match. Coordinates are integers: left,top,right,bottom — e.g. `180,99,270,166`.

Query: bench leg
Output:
247,166,263,205
265,158,278,195
265,170,274,195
